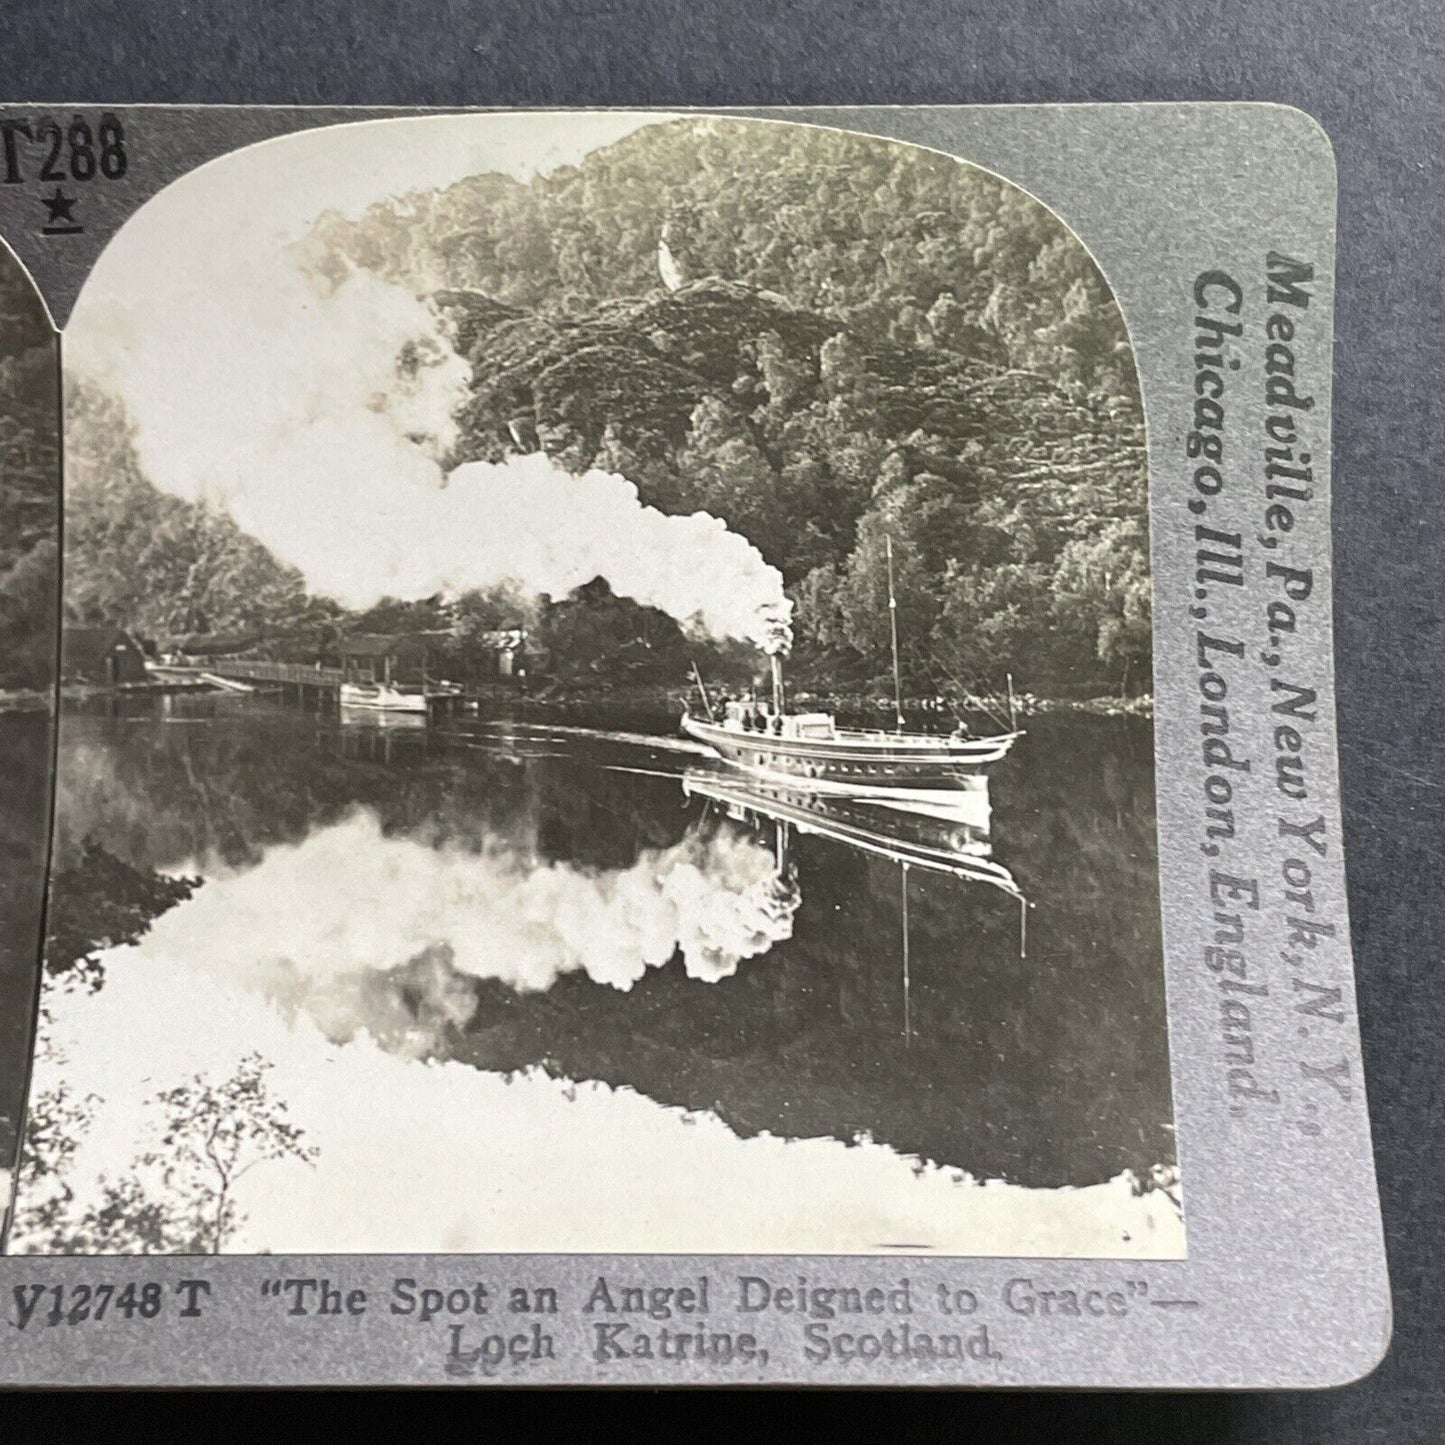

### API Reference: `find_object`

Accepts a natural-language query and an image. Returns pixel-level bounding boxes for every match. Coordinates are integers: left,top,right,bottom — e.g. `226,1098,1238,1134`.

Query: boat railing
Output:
834,725,1022,746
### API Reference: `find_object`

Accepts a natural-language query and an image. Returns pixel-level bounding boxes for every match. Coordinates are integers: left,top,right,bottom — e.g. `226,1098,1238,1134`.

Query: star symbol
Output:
41,187,78,225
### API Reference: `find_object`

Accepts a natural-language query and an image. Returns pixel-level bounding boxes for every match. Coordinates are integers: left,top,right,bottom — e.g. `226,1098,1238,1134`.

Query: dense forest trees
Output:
65,381,320,644
0,266,59,692
302,117,1151,696
66,117,1151,697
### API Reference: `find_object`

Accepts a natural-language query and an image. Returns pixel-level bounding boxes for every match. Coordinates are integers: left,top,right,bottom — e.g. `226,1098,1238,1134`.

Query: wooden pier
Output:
151,660,466,716
206,659,344,699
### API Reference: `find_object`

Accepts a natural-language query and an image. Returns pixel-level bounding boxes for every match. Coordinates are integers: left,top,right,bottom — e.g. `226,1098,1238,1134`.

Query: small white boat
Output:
338,681,429,714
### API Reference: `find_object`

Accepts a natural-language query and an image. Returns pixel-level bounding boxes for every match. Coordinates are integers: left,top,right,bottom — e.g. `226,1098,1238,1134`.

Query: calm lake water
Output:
36,693,1173,1202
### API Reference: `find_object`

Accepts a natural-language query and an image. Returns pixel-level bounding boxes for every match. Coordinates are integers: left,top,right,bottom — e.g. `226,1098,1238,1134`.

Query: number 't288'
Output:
0,113,129,184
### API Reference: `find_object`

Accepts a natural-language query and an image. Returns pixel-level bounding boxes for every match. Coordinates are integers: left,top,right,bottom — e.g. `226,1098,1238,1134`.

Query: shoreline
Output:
37,678,1155,721
509,684,1154,721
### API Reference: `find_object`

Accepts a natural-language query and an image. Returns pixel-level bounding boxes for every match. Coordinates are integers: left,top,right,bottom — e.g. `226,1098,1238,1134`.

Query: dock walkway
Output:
153,660,464,714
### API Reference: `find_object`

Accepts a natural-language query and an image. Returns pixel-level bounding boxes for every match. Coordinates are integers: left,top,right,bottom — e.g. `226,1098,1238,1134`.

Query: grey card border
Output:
0,102,1388,1389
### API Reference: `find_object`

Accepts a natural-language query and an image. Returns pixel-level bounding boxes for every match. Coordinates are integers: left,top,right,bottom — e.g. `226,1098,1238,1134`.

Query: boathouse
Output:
61,626,149,685
339,634,440,688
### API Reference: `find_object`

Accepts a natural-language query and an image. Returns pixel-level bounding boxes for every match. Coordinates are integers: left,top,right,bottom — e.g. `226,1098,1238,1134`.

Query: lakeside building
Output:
339,634,441,689
61,627,149,685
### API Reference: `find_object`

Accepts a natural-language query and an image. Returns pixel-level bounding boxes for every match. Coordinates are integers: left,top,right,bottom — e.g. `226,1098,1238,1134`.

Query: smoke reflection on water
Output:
152,805,801,1056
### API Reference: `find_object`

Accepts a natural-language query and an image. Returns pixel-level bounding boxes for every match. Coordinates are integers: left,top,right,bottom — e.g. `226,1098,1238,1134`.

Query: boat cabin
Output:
720,698,837,741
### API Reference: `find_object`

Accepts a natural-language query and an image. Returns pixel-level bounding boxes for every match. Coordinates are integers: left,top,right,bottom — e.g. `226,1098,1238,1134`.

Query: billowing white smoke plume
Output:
758,606,794,657
414,456,792,648
66,163,792,647
144,810,798,1054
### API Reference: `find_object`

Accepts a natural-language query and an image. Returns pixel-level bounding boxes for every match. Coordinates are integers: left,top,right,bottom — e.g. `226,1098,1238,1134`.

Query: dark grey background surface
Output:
0,0,1439,1437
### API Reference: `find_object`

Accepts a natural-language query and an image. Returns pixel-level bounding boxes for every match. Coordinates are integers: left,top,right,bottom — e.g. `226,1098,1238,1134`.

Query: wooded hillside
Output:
304,117,1151,695
0,266,59,692
65,117,1151,698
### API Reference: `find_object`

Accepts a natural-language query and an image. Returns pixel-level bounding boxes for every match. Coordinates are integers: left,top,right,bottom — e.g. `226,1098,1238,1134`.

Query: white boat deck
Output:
693,707,1021,755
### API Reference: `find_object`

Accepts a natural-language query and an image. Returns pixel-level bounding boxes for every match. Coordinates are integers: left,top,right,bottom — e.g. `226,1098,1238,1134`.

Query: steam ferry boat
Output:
682,539,1021,797
681,700,1019,798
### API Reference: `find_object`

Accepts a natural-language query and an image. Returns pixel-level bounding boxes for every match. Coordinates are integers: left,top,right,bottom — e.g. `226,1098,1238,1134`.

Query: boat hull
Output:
681,715,1019,794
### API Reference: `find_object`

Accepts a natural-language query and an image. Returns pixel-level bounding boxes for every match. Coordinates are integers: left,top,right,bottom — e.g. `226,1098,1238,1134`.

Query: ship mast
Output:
886,534,905,732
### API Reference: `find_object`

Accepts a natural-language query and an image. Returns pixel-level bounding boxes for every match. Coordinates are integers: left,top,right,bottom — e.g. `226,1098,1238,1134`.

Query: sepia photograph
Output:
2,112,1180,1258
0,246,58,1232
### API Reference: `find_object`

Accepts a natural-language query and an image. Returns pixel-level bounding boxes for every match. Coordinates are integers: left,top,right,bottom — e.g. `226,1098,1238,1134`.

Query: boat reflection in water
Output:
338,704,428,731
682,765,1030,1048
681,766,1020,900
336,704,430,764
